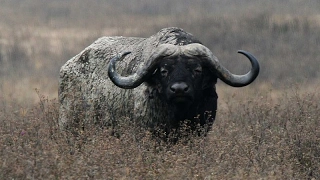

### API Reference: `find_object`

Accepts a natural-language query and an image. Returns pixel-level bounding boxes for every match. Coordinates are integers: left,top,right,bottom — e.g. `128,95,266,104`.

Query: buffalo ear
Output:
201,69,217,90
145,68,159,87
144,69,162,98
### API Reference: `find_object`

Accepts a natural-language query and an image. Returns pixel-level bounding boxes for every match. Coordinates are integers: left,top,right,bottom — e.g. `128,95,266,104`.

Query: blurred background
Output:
0,0,319,105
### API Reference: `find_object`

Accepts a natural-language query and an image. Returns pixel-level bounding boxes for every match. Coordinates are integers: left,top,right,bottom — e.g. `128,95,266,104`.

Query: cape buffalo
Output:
59,27,259,137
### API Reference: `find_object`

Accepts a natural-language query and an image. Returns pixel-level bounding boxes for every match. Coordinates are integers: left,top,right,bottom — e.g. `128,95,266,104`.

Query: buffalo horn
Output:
108,44,179,89
182,43,260,87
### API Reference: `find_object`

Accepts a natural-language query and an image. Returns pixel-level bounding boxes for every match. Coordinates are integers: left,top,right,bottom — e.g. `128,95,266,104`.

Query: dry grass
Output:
0,86,319,179
1,0,320,179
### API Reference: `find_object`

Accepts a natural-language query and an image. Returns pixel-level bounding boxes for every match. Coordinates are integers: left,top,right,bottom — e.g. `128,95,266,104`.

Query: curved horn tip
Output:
118,51,131,58
237,50,259,65
237,50,248,55
111,51,131,63
237,50,259,63
122,51,131,56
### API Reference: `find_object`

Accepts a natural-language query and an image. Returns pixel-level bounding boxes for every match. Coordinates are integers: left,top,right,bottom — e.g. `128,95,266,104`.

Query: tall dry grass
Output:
0,86,319,179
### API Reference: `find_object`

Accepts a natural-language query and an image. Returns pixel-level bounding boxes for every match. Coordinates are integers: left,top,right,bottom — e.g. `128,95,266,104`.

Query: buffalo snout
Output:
170,82,190,95
167,82,194,104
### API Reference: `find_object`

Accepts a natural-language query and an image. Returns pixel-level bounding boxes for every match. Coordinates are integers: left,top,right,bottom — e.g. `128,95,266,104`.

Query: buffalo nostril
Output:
170,82,189,93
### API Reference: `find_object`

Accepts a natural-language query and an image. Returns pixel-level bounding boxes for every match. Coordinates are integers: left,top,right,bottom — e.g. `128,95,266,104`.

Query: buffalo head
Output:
108,43,259,127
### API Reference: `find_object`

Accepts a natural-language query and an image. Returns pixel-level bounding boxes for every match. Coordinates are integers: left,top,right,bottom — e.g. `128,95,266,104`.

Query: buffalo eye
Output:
193,66,202,75
160,67,168,77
